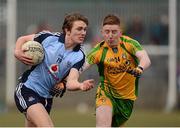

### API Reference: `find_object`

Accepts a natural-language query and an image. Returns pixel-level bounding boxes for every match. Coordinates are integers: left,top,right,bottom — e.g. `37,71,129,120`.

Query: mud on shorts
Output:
96,86,134,127
14,83,53,115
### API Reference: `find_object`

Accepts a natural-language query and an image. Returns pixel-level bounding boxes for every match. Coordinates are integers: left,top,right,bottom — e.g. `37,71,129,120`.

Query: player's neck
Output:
107,38,121,48
64,36,76,50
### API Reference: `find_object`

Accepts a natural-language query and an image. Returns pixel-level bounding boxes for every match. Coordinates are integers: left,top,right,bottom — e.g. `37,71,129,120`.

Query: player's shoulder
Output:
93,40,106,49
87,41,105,56
34,31,62,43
121,35,143,52
77,48,86,58
36,31,62,39
121,35,137,42
36,31,61,36
121,35,141,46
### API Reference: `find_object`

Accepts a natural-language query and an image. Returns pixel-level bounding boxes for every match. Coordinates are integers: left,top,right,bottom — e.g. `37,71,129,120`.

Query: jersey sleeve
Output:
130,39,143,55
72,54,85,71
34,31,53,44
86,44,101,64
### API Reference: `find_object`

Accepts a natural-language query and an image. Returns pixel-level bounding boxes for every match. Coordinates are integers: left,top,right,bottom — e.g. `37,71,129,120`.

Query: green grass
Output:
0,108,180,127
0,107,96,127
51,108,96,127
126,110,180,127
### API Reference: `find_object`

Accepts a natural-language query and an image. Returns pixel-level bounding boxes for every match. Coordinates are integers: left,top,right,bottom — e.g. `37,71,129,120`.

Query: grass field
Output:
0,107,180,127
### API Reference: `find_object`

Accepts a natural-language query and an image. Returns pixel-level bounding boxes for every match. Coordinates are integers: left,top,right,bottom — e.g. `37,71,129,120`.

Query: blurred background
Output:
0,0,180,127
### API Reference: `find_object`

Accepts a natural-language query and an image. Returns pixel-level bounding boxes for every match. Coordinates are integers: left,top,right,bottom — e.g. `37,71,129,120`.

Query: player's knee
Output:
96,119,111,127
96,114,112,127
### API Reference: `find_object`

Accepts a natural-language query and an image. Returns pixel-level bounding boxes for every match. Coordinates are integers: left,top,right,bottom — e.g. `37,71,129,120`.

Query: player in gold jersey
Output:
84,14,151,127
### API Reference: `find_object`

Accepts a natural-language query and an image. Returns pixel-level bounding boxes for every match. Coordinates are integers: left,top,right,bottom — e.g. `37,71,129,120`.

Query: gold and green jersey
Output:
87,35,143,100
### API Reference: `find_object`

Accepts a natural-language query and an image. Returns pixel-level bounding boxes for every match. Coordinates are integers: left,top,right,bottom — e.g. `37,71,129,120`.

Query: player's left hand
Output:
14,49,34,65
130,66,143,78
80,79,95,91
49,81,66,98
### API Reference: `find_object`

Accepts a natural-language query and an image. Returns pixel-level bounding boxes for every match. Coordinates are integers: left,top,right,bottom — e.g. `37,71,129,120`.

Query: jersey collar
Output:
58,33,80,52
58,33,65,43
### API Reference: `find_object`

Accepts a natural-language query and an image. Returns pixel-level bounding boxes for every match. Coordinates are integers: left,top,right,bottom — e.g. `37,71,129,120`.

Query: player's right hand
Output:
80,79,95,91
14,49,34,65
49,81,66,98
130,66,143,78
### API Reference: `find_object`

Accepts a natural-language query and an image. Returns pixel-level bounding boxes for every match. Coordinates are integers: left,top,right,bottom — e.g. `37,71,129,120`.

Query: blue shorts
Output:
14,83,53,114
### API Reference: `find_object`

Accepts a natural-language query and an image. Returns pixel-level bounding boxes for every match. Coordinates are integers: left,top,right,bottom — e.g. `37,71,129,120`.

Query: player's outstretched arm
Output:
14,34,35,65
79,61,92,74
135,50,151,70
66,68,95,91
130,50,151,77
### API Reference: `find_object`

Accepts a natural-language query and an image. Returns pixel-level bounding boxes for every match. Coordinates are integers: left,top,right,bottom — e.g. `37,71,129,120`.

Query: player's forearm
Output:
136,50,151,70
14,37,27,59
66,68,94,91
138,53,151,70
66,80,82,91
79,62,91,74
66,79,94,91
15,37,26,52
15,35,35,51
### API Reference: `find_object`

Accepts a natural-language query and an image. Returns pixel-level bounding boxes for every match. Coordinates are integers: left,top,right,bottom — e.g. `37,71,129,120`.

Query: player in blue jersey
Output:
14,13,94,127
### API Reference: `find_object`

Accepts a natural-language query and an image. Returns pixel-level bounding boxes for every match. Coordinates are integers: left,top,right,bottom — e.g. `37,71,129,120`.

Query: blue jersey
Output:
21,31,85,98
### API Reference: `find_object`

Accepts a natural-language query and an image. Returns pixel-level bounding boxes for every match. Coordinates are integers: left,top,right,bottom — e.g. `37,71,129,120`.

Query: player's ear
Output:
119,30,122,37
119,26,123,34
65,28,70,36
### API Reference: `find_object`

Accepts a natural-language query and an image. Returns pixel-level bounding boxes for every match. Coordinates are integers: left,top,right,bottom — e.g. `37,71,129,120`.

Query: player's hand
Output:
49,81,66,98
80,79,95,91
14,49,34,65
130,66,143,78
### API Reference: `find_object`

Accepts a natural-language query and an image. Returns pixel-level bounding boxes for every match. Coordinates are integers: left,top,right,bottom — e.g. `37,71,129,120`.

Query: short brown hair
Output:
62,13,88,33
103,14,120,26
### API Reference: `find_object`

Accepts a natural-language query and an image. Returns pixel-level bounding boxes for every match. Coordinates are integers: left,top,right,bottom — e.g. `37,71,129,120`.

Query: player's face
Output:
68,20,87,44
101,24,122,47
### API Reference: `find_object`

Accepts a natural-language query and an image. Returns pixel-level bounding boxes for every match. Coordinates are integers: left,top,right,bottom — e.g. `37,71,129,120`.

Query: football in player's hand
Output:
22,41,44,65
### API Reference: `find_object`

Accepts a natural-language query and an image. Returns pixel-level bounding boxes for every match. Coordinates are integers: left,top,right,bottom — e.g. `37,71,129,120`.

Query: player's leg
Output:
26,103,54,127
96,86,113,127
96,105,112,127
111,98,134,127
112,113,128,127
14,83,53,127
25,118,36,127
